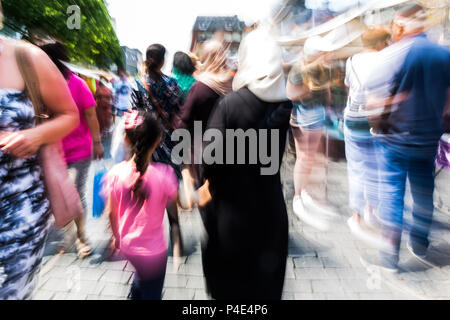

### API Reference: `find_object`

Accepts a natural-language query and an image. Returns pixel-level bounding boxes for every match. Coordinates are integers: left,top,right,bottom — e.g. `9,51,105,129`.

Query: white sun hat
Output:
303,35,333,61
303,17,365,61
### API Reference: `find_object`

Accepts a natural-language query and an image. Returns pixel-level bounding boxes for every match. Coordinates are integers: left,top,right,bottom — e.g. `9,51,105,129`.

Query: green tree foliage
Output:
2,0,124,69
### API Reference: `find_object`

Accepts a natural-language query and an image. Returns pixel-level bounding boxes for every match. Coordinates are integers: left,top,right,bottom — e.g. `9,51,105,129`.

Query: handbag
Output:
15,44,83,228
92,160,107,218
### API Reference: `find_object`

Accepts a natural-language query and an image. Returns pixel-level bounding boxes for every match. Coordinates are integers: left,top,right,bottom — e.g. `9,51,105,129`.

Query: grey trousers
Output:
61,157,92,248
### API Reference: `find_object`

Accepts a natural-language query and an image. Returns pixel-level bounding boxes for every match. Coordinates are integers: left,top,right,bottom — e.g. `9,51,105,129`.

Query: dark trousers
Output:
130,273,166,300
124,251,167,300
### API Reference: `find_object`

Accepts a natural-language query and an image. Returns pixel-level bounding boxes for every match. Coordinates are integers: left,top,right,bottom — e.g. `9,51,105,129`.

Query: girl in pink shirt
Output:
103,111,179,300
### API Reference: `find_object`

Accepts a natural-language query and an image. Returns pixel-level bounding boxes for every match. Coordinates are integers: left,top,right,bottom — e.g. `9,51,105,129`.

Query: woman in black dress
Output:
200,26,292,299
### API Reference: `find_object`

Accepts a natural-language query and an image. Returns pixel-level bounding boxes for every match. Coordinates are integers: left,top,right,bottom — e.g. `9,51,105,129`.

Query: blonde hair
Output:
301,59,330,92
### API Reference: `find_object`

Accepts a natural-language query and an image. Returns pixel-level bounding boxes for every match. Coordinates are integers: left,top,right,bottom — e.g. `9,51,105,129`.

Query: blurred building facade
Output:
190,15,246,55
121,46,143,76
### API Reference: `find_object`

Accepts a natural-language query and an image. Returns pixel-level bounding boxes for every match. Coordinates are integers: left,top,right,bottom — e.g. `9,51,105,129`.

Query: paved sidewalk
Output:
33,149,450,300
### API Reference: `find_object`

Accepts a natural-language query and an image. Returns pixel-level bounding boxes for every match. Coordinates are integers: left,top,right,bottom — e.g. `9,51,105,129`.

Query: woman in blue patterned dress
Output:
145,44,183,176
0,37,79,299
144,43,184,259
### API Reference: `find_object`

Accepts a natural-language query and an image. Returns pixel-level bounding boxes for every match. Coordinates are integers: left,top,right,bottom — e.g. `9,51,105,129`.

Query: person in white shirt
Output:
114,70,132,116
343,26,392,249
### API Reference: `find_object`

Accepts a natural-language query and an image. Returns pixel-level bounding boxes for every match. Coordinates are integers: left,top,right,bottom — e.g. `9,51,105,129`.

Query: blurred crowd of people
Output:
0,1,449,301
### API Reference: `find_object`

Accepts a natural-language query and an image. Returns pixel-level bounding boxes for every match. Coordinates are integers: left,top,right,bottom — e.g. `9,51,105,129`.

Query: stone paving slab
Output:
186,276,206,290
163,288,196,300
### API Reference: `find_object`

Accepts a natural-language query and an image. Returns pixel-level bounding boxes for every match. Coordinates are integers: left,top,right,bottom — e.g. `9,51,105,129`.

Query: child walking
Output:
102,111,180,300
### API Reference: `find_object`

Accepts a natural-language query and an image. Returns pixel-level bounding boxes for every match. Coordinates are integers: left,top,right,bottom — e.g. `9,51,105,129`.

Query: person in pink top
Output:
103,111,180,300
40,42,104,258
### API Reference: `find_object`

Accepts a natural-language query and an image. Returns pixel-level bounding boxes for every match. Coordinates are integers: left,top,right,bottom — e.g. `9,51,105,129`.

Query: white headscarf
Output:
232,26,287,102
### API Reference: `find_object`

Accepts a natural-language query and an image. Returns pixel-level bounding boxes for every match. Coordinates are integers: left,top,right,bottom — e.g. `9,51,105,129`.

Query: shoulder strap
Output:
144,80,173,129
14,43,47,124
349,57,362,87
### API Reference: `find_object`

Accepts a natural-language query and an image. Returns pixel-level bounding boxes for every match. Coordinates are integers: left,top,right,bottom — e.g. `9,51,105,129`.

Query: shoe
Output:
76,241,93,259
406,241,437,268
301,190,337,218
360,254,398,274
363,206,381,229
293,195,330,231
347,216,391,251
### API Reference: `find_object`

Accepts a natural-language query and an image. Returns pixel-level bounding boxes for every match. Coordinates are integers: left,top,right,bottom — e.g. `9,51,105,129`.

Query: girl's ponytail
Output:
131,140,149,199
124,111,163,201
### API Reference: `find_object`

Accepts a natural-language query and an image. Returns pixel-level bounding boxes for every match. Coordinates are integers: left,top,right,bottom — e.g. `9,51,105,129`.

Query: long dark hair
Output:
125,112,163,200
146,44,166,81
40,42,71,80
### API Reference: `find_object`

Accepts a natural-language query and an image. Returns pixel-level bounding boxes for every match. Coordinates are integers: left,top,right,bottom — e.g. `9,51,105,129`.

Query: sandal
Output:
77,241,93,259
57,245,66,255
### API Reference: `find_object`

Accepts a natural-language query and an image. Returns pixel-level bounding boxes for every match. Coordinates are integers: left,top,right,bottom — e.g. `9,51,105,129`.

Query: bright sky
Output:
106,0,278,73
106,0,373,73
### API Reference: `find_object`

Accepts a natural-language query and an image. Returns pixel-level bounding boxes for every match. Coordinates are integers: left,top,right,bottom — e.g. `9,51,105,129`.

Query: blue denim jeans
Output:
344,125,379,216
290,103,326,130
375,141,435,266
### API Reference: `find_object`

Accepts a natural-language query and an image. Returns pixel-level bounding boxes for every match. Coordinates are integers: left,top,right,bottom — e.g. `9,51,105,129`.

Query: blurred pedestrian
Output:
195,40,233,97
171,51,197,101
95,76,114,155
144,43,184,260
434,131,450,215
132,62,153,113
176,40,233,188
0,37,79,299
200,26,292,299
344,26,391,247
434,95,450,215
103,111,187,300
287,36,336,231
114,69,133,117
40,42,104,258
362,3,450,271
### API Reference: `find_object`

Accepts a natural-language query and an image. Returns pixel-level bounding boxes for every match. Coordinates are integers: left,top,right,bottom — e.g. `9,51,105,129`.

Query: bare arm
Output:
178,167,212,209
197,180,211,207
33,45,79,143
366,91,409,114
106,196,120,250
1,45,79,158
286,80,311,102
84,107,104,159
